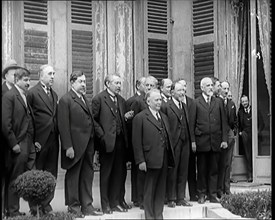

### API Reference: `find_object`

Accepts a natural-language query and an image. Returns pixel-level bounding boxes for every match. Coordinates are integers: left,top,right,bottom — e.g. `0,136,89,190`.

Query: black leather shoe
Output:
198,195,206,204
190,195,198,202
247,178,253,183
8,211,26,217
167,201,176,208
177,199,192,206
140,204,144,210
102,206,113,214
112,205,127,212
120,200,132,209
210,197,220,203
230,178,238,183
217,192,223,199
68,207,84,218
133,201,140,207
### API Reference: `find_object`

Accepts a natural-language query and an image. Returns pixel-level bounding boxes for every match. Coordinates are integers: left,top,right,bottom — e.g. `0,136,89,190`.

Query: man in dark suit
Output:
58,71,101,217
92,74,133,214
238,95,264,183
2,68,40,217
161,81,192,208
160,78,172,103
178,79,198,202
190,77,228,204
1,59,21,217
217,81,238,197
27,65,59,216
133,89,175,219
125,76,146,207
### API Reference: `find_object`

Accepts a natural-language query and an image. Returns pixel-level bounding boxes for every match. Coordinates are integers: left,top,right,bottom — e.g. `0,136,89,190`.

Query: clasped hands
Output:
124,110,134,121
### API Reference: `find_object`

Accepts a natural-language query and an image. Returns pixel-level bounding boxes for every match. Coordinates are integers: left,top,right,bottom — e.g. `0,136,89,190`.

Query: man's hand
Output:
66,147,75,159
139,162,147,172
34,142,42,152
191,142,196,153
220,142,228,149
125,110,134,121
12,144,21,154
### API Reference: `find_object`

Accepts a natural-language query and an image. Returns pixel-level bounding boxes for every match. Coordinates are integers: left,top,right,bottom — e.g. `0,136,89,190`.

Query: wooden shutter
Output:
24,1,48,79
146,0,170,81
192,0,215,98
70,0,93,100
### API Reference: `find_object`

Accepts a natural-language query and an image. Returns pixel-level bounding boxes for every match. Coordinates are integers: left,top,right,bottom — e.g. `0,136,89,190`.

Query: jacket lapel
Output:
37,83,53,113
198,95,209,110
70,90,89,114
14,88,28,112
146,109,162,130
103,90,117,117
169,100,182,121
209,97,216,112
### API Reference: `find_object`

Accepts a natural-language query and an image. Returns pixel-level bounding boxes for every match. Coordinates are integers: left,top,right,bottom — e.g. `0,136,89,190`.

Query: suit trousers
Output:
137,168,146,206
6,134,34,216
29,132,59,213
217,129,235,194
144,149,168,220
197,150,220,200
241,131,252,178
188,150,197,200
167,138,190,201
64,151,94,213
99,133,126,210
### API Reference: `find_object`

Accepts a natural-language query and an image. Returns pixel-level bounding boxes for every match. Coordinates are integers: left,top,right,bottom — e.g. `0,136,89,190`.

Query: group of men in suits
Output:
2,58,255,219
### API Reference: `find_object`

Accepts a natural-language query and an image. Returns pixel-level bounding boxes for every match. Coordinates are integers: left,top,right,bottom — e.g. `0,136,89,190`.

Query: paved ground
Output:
19,170,271,217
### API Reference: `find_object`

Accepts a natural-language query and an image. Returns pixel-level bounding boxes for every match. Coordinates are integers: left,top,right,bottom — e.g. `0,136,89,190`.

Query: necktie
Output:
110,95,117,107
46,87,51,96
81,95,86,105
207,96,210,106
179,102,182,110
224,98,227,106
156,112,161,122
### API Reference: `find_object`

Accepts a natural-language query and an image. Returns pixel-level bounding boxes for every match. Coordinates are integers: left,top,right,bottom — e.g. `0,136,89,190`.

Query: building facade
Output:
2,0,271,184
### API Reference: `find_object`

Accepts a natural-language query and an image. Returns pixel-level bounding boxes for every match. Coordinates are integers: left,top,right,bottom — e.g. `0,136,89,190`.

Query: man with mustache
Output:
58,71,101,217
189,77,228,204
161,81,192,207
27,65,59,216
2,67,40,217
92,74,133,214
132,89,175,219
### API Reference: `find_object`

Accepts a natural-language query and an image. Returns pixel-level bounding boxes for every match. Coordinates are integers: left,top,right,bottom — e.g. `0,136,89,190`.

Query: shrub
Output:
220,190,272,219
13,170,56,219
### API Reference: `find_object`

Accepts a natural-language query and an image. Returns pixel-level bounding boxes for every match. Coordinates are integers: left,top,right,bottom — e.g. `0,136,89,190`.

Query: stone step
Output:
76,202,243,220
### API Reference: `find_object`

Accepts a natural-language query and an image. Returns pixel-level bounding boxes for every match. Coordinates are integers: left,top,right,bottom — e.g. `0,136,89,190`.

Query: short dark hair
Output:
211,76,219,84
14,68,30,81
70,70,84,83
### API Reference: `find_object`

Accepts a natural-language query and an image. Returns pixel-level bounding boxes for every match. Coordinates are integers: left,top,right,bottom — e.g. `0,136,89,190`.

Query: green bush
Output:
6,212,75,220
220,190,271,219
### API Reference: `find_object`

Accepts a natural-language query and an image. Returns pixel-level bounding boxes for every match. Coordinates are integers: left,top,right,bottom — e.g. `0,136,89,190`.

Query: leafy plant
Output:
220,190,271,219
13,170,56,219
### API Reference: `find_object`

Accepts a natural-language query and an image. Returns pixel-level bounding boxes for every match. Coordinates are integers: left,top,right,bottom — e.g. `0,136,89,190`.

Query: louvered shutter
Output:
24,1,48,79
70,0,93,100
146,0,170,81
192,0,215,98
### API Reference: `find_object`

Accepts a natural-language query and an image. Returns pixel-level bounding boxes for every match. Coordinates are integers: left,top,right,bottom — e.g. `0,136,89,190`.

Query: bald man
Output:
27,65,59,216
189,77,227,204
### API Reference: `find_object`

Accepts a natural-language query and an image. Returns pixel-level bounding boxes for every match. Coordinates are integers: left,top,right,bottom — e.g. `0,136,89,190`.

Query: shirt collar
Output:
172,97,180,107
107,88,116,97
72,88,82,98
15,84,26,96
202,92,211,102
149,106,159,119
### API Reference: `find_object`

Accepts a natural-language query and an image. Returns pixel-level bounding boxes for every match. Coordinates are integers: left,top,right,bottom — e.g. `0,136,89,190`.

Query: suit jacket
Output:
132,108,175,169
222,98,238,135
58,89,95,170
186,96,196,118
2,82,11,96
190,95,227,152
92,89,128,153
2,86,35,149
27,82,59,147
161,99,191,148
